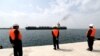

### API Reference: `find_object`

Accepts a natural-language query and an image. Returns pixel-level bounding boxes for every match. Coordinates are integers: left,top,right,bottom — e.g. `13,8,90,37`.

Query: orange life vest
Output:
52,29,59,37
9,29,22,40
90,28,96,37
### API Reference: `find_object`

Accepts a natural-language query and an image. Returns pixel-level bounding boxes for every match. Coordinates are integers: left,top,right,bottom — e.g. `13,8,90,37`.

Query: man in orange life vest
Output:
9,24,23,56
87,24,96,51
52,26,59,50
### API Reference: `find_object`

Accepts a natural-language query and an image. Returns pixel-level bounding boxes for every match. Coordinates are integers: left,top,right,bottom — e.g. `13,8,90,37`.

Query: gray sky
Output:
0,0,100,29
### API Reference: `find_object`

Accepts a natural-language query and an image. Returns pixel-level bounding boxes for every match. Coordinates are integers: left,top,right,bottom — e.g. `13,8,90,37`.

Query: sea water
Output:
0,29,100,48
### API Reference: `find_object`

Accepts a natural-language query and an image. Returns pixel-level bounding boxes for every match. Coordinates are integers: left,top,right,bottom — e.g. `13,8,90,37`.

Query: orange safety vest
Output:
90,28,96,37
52,29,59,37
9,29,22,40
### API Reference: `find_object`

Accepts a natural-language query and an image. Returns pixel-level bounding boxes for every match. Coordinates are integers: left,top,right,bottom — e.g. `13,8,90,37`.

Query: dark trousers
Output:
13,42,23,56
87,37,94,51
53,37,59,49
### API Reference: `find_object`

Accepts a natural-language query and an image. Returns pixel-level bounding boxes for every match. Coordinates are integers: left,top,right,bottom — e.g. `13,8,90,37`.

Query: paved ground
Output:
0,40,100,56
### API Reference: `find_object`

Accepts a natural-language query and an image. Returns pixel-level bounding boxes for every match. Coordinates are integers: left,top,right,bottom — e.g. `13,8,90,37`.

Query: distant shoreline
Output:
0,28,10,29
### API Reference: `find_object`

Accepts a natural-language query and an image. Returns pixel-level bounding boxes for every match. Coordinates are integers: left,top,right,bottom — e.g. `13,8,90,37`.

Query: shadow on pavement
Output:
57,48,73,52
92,49,100,52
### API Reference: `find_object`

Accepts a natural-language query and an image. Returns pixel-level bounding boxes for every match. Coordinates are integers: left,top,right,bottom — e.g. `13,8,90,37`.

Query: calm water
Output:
0,29,100,48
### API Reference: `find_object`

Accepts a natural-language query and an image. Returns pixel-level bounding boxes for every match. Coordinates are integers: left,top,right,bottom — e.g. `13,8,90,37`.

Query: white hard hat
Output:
13,24,19,27
89,24,93,27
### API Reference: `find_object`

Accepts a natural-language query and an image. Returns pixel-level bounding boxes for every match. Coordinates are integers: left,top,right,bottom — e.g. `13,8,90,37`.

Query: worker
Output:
9,24,23,56
86,24,96,51
52,26,60,50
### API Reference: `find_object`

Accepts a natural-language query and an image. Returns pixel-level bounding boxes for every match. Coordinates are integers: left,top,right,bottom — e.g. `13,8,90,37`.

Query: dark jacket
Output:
87,29,92,37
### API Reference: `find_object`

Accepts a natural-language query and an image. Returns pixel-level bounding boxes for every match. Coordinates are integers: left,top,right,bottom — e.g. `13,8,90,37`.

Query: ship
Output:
25,26,67,30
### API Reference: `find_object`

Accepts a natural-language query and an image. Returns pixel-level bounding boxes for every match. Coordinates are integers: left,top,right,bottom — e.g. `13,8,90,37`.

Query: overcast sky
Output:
0,0,100,29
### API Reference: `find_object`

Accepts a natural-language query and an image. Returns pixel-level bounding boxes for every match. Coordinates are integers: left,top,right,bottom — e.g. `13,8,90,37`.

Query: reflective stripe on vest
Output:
52,29,59,37
91,28,96,37
9,29,22,40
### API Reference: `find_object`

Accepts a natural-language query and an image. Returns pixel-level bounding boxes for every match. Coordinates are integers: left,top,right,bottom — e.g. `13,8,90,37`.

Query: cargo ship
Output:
25,26,67,30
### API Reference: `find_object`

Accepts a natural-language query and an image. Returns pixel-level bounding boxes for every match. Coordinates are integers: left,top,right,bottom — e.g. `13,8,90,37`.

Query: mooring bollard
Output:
0,45,3,49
